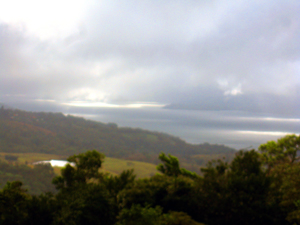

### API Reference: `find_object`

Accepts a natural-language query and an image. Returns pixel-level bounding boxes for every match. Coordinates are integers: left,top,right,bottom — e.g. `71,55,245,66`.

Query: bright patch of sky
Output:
238,117,300,123
0,0,91,40
237,131,298,136
61,101,166,108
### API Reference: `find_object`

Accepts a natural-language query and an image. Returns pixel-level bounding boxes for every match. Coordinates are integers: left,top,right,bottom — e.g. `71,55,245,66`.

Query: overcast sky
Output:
0,0,299,148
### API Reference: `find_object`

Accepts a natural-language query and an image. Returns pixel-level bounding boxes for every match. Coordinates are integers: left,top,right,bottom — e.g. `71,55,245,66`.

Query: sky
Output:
0,0,299,149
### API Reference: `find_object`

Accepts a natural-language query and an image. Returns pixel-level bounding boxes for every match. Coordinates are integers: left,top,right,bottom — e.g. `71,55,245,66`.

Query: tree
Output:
53,183,115,225
102,169,136,203
227,150,275,224
259,134,300,223
259,134,300,169
116,204,203,225
157,153,198,179
116,204,163,225
161,211,204,225
199,150,280,225
67,150,105,181
0,181,30,225
52,150,104,189
52,150,116,225
279,163,300,224
26,192,57,225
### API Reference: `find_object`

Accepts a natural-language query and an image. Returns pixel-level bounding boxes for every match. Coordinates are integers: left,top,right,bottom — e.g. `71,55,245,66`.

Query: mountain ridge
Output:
0,106,236,165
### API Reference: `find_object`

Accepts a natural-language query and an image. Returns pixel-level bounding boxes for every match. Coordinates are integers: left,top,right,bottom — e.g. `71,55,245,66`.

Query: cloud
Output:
0,0,90,40
0,0,299,117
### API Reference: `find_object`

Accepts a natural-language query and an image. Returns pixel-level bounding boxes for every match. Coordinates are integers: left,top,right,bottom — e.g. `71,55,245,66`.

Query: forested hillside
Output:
1,134,300,224
0,160,56,195
0,107,235,165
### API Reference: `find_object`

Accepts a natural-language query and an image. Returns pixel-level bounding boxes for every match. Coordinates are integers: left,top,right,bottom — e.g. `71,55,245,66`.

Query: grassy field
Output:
102,157,159,178
0,152,234,178
0,152,159,178
0,152,66,164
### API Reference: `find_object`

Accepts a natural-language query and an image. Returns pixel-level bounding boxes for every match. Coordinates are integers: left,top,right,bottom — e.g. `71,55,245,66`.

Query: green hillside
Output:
0,152,158,179
0,107,235,168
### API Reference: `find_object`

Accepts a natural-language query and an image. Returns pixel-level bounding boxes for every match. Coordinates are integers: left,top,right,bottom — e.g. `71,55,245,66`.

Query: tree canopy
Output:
1,135,300,224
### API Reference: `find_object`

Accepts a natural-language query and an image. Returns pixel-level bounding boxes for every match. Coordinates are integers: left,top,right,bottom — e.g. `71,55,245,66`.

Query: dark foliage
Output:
0,160,56,195
1,122,299,225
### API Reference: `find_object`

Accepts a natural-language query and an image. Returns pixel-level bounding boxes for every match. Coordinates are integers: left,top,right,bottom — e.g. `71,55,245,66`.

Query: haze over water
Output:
71,108,300,150
6,100,300,150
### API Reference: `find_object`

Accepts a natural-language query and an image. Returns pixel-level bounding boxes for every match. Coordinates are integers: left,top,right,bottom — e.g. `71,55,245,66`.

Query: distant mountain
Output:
0,107,236,164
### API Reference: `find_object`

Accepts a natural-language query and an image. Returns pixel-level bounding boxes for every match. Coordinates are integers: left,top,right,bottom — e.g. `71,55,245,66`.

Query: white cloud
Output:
61,101,166,108
0,0,92,40
0,0,299,115
224,83,243,96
